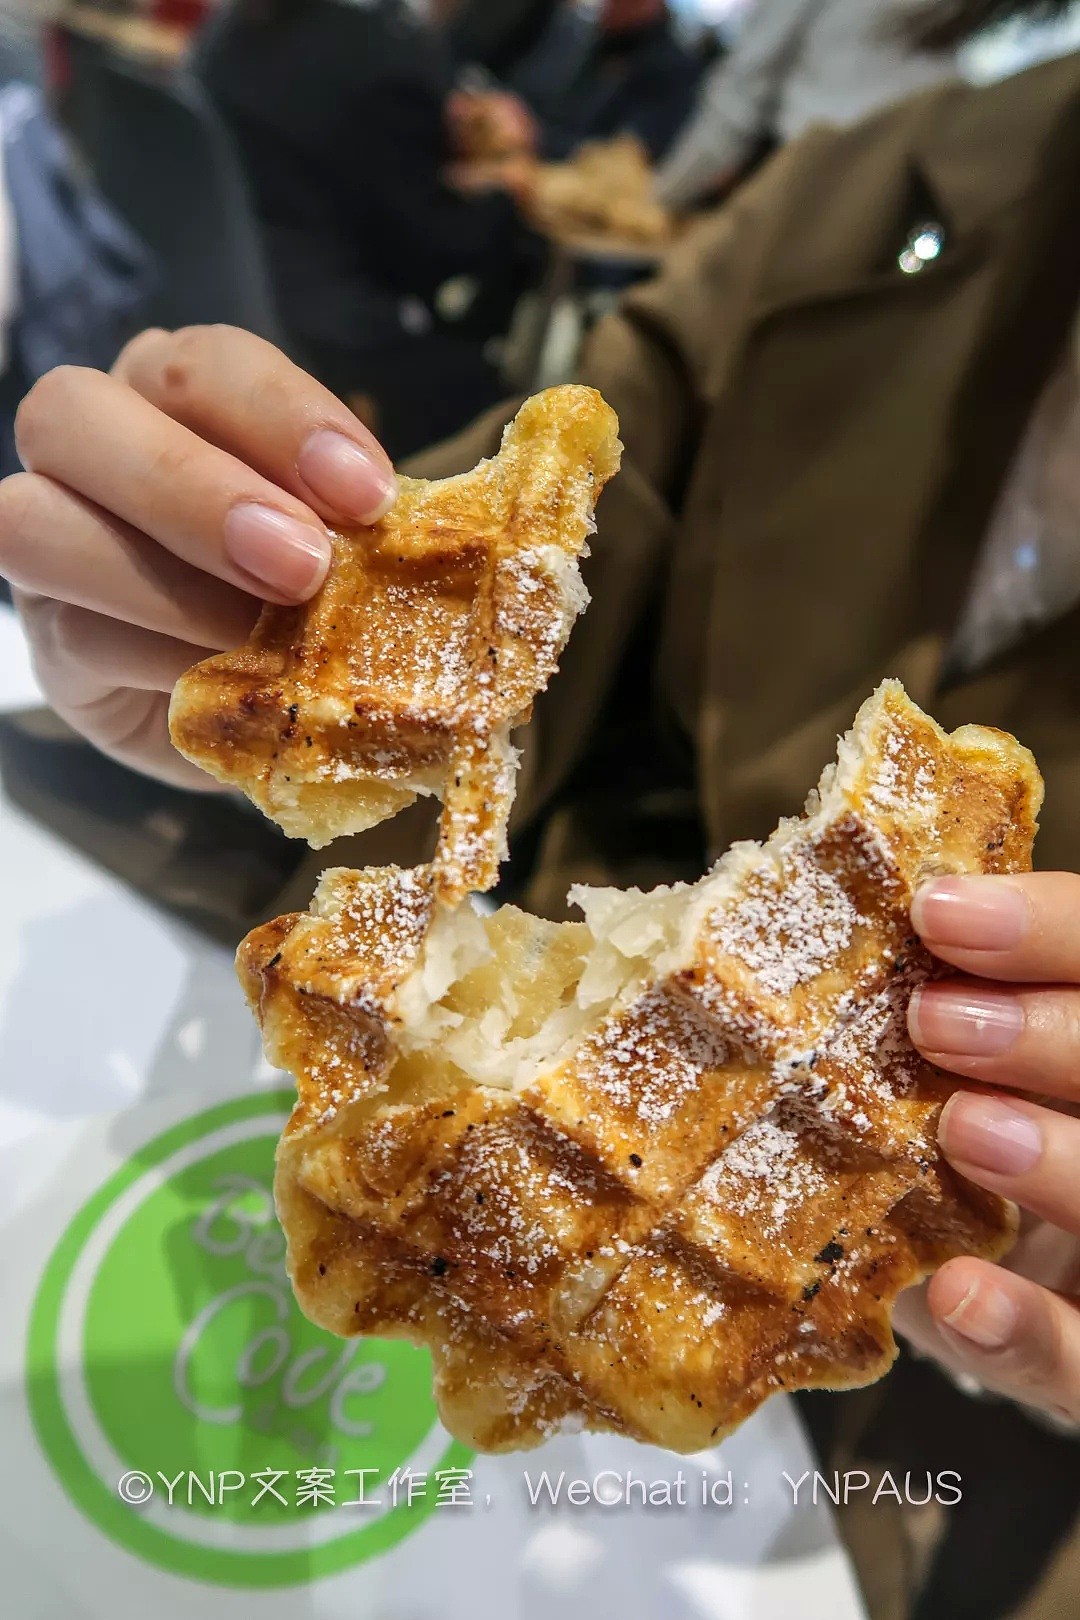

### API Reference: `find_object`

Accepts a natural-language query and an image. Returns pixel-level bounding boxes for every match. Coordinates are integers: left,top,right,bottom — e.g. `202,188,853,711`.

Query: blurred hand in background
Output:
447,87,540,160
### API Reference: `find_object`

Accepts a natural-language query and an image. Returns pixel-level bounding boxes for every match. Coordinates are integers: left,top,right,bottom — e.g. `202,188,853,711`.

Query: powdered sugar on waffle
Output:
427,1121,600,1276
697,1112,830,1239
171,385,621,868
495,544,591,677
826,970,925,1097
581,988,729,1127
866,723,939,821
707,833,869,1000
305,1020,386,1126
318,867,434,1000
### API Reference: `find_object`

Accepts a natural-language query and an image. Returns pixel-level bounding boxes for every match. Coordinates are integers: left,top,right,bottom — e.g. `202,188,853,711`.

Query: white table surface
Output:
0,604,869,1620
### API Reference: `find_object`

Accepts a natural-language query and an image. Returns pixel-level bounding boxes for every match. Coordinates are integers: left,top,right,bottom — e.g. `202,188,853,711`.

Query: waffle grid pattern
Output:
170,385,622,888
253,686,1036,1452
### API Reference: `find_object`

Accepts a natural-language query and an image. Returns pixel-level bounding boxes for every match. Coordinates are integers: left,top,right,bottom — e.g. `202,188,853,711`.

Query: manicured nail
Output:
938,1092,1042,1176
911,876,1029,952
940,1277,1019,1350
909,984,1024,1057
297,430,397,524
224,503,331,598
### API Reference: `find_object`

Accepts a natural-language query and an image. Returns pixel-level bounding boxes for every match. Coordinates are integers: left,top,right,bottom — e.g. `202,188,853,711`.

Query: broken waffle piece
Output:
169,384,622,898
241,681,1041,1453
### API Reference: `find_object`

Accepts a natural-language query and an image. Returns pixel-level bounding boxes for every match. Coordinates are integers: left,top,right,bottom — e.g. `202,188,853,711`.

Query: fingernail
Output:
938,1092,1042,1176
909,984,1024,1057
940,1277,1019,1349
911,876,1030,951
224,502,331,598
297,430,397,524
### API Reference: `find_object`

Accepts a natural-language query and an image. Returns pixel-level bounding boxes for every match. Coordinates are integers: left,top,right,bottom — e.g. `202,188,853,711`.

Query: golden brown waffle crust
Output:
241,682,1041,1454
169,385,622,901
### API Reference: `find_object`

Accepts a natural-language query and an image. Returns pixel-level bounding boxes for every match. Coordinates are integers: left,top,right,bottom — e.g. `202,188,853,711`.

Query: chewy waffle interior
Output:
242,681,1041,1453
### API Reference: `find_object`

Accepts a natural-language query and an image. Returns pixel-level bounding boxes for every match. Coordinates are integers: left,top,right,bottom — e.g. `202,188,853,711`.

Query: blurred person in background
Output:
0,0,55,82
658,0,989,208
450,0,705,169
524,0,705,161
5,23,1080,1614
447,0,560,76
196,0,528,456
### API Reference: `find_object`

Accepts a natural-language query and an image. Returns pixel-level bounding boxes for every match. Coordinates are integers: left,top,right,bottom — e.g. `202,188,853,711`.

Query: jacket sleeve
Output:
655,0,822,207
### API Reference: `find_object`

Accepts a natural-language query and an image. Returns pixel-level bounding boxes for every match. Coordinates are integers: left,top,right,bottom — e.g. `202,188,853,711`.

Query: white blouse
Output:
656,0,960,208
949,309,1080,676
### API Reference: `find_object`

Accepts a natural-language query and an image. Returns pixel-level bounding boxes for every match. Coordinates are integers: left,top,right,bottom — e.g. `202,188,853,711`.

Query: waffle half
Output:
529,135,674,246
240,681,1040,1453
169,385,621,898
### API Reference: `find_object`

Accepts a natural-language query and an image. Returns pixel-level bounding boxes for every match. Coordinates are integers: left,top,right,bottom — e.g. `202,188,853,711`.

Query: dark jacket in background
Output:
448,0,558,78
0,82,153,477
196,0,521,408
512,4,703,162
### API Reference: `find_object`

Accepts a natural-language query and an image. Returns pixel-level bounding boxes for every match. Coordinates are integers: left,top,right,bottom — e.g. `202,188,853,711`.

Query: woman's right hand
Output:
0,325,397,788
896,872,1080,1427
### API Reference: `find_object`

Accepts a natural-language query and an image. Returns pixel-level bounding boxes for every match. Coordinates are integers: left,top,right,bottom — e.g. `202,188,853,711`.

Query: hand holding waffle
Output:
0,326,397,788
447,89,539,163
897,870,1080,1427
170,385,621,896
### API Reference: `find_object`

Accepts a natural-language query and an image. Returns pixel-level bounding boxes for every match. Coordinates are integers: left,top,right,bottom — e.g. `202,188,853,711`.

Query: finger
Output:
892,1278,979,1381
12,621,216,794
15,366,333,604
0,472,258,648
909,978,1080,1103
17,593,212,694
895,1217,1080,1365
114,326,396,526
911,872,1080,984
925,1258,1080,1425
936,1089,1080,1232
83,689,223,791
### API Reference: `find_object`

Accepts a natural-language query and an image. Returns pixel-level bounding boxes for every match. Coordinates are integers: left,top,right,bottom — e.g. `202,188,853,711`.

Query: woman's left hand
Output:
896,871,1080,1426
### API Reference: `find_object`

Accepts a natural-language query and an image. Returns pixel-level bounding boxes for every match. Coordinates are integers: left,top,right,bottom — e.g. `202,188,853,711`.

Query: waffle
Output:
528,135,674,246
239,681,1040,1453
169,385,622,898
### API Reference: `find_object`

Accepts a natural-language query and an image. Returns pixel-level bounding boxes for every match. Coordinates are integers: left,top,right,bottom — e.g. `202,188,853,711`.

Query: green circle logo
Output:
27,1092,471,1587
